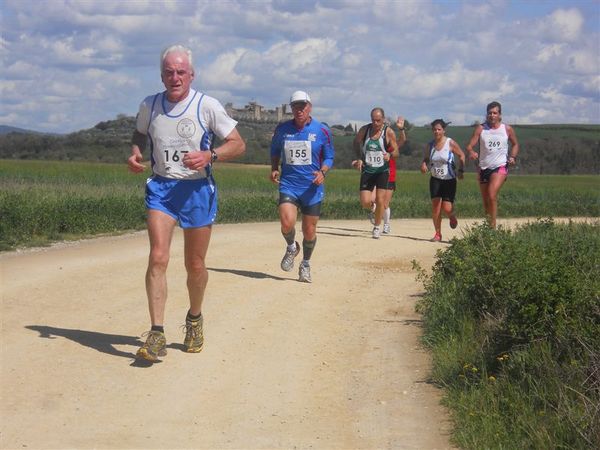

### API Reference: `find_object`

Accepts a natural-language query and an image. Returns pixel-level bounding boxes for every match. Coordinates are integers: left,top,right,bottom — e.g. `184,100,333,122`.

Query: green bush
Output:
416,219,600,448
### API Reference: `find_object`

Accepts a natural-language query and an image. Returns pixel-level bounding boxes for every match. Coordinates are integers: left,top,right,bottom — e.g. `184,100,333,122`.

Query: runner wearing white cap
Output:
270,91,335,282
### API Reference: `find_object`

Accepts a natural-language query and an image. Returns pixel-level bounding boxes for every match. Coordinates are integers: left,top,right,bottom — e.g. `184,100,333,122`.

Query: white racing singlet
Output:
429,137,456,180
479,123,509,170
136,89,237,180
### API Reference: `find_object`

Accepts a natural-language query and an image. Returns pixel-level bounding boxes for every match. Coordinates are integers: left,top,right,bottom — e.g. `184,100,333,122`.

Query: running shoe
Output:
368,210,375,225
449,215,458,229
136,330,167,362
280,241,300,272
431,233,442,242
183,315,204,353
298,262,312,283
372,226,381,239
382,223,391,234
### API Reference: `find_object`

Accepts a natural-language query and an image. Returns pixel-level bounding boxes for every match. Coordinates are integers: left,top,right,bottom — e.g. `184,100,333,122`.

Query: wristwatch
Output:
210,149,218,163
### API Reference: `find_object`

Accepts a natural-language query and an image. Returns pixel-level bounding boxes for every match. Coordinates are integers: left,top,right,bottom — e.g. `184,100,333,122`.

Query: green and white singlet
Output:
362,124,389,175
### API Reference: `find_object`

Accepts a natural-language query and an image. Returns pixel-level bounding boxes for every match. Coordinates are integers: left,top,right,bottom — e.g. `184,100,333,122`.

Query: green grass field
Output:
1,159,598,250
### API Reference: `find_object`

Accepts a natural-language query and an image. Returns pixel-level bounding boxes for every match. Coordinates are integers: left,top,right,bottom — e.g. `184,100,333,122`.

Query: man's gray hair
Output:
160,45,194,74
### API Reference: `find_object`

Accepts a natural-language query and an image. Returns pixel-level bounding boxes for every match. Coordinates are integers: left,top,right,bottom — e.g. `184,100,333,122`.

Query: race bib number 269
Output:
487,138,504,149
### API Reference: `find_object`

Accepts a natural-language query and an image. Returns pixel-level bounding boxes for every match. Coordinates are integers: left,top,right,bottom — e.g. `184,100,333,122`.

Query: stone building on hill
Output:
225,101,293,123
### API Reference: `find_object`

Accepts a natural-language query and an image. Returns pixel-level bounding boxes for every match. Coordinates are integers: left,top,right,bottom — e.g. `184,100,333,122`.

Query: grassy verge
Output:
414,220,600,449
1,159,599,250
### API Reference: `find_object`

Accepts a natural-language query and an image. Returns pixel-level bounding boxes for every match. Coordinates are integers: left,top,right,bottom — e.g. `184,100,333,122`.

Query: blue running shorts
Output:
145,175,217,228
279,184,324,214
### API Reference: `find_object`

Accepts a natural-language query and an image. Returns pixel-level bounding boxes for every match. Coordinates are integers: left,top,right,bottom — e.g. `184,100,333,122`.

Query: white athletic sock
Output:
287,242,296,251
384,207,391,224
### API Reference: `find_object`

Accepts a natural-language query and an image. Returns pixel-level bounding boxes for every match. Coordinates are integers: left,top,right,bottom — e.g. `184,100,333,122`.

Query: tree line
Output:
1,115,598,175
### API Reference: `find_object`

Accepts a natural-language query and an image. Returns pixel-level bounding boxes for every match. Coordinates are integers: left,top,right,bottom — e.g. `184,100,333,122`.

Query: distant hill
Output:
0,125,56,135
0,116,598,174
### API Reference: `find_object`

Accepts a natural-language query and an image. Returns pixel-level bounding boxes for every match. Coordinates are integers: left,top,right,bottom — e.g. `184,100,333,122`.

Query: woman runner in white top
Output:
466,101,520,228
421,119,465,242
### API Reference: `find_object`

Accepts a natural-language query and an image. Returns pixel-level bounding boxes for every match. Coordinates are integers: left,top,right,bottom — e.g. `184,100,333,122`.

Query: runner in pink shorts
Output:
466,101,520,228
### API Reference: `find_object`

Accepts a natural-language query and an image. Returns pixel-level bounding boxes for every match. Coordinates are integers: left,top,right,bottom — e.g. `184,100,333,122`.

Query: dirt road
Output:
1,219,462,450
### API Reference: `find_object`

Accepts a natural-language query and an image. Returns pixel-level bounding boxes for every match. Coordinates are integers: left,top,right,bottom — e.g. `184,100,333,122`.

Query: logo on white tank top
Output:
177,118,196,138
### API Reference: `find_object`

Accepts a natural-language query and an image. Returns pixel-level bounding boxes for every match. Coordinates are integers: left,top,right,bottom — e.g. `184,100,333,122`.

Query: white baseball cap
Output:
289,90,311,105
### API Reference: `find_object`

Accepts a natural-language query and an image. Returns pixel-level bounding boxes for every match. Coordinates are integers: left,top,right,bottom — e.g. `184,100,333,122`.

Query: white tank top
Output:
429,137,456,180
136,89,237,180
479,123,509,170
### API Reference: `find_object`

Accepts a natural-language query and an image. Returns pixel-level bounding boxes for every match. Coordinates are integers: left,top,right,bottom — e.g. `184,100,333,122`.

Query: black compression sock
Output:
187,311,202,321
151,325,164,333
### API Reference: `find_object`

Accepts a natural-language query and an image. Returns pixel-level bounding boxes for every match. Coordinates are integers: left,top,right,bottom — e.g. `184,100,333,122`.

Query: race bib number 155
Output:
284,140,312,165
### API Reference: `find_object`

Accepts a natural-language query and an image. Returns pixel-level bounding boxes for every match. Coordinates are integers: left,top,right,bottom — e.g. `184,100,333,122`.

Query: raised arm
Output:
396,116,406,151
386,126,399,159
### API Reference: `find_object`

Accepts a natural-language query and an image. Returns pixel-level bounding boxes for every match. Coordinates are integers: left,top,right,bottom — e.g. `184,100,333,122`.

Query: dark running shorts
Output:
360,171,389,191
429,177,457,203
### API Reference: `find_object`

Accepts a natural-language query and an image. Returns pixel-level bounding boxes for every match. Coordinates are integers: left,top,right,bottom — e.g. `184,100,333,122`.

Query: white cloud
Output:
2,61,37,78
0,112,20,126
374,0,436,27
341,53,361,68
44,111,69,128
0,80,19,99
47,80,84,97
350,24,369,35
566,49,599,74
0,0,598,132
581,75,600,96
536,44,565,63
539,8,584,42
202,49,254,89
216,37,342,95
388,62,491,99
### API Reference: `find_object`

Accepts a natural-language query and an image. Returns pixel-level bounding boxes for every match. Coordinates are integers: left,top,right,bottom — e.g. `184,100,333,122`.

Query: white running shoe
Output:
298,262,312,283
382,223,391,234
372,226,381,239
280,241,300,272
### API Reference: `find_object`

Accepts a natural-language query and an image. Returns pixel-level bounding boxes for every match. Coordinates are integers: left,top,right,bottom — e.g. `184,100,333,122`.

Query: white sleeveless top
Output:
479,123,509,170
429,137,456,180
136,89,237,180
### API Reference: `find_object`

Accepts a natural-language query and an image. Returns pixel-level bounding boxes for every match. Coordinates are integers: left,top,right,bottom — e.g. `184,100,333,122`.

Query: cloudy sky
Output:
1,0,599,134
